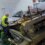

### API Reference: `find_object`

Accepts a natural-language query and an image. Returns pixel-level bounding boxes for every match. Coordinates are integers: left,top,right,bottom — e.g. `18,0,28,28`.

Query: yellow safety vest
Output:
1,16,8,27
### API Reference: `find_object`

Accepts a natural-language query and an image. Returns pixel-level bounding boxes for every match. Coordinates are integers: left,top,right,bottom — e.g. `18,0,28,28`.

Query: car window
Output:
13,11,23,17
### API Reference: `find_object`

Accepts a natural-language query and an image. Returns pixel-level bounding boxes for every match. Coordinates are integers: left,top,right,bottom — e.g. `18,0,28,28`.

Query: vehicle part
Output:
9,15,45,45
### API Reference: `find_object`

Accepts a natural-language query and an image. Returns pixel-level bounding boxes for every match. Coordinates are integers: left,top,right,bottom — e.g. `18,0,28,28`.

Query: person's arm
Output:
5,18,9,24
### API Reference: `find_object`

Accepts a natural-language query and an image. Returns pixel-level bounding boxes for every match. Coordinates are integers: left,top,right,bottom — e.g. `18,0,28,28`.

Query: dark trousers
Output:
2,26,13,39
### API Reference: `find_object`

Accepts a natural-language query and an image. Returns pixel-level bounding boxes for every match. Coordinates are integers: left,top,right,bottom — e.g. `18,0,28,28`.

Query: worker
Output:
1,14,9,34
27,6,32,19
1,14,10,45
1,14,13,38
1,14,14,45
27,6,31,14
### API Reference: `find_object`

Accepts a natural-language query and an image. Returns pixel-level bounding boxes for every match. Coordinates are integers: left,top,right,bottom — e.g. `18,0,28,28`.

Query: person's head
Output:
28,6,30,9
5,14,9,17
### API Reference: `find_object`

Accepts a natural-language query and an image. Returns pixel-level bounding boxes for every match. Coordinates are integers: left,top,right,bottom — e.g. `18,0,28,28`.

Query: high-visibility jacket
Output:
1,15,8,27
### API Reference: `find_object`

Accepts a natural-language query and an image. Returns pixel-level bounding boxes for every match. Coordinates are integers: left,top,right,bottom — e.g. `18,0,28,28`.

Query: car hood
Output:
8,17,20,22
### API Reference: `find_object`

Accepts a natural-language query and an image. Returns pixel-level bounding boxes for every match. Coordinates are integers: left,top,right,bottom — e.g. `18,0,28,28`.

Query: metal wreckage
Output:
8,13,45,45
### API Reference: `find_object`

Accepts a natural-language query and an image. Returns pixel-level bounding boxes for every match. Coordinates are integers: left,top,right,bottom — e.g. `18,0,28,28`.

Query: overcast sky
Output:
0,0,20,17
0,0,33,17
0,0,20,9
14,0,33,13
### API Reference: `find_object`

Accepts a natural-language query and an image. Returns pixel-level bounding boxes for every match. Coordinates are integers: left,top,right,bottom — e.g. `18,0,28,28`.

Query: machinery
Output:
8,14,45,45
9,29,31,45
